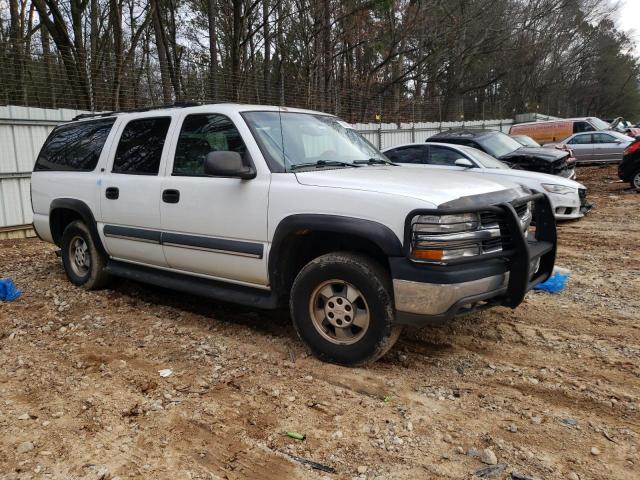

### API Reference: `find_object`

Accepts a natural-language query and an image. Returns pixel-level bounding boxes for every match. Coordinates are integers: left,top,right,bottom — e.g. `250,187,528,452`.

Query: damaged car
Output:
428,129,576,179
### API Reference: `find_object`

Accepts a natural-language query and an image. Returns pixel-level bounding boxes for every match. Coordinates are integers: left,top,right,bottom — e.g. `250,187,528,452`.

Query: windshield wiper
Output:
290,160,361,170
353,157,396,166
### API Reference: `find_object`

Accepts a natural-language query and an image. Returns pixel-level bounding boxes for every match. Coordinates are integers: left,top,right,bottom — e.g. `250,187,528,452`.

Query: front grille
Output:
480,201,531,251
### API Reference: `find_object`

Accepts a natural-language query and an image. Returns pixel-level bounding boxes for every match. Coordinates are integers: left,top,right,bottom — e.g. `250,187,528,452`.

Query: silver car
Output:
545,131,632,163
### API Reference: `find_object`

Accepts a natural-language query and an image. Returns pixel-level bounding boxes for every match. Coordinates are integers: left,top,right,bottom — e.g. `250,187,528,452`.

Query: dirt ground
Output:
0,165,638,480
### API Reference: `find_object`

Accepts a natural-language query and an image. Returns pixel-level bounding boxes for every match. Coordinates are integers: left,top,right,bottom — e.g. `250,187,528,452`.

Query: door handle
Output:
105,187,119,200
162,189,180,203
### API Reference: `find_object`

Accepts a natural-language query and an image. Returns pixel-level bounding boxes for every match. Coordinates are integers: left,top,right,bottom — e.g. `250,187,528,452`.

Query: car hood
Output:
294,165,525,207
476,167,585,189
500,146,567,162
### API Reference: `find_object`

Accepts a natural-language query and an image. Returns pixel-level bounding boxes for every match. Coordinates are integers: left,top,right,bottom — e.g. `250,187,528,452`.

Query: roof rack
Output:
71,101,201,121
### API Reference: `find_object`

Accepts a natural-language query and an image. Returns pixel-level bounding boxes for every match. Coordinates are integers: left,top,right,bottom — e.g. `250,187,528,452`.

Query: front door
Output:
567,133,594,163
99,116,173,267
159,112,270,286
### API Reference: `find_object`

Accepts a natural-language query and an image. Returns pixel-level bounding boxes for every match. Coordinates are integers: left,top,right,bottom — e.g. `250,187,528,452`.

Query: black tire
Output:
60,220,111,289
630,169,640,190
290,252,402,366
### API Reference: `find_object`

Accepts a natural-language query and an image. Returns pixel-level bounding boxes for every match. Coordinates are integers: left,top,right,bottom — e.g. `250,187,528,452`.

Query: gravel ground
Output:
0,165,639,480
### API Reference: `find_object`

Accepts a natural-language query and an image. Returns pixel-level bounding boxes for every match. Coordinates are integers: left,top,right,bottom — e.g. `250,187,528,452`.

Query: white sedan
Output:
383,142,590,220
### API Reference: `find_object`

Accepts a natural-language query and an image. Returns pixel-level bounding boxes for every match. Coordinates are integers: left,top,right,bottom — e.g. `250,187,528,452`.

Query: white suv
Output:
31,104,557,365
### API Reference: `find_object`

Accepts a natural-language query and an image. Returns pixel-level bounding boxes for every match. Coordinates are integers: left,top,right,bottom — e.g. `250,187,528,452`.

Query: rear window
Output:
112,117,171,175
34,118,115,172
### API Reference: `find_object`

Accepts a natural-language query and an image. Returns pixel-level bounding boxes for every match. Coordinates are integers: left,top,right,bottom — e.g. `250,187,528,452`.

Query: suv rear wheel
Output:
290,252,402,366
61,220,110,289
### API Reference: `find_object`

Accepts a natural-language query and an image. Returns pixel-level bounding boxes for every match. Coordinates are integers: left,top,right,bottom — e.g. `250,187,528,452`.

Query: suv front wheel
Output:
60,220,110,289
290,252,402,366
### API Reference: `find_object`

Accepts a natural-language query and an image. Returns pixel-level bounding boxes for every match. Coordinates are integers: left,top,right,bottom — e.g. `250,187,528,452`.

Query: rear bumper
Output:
391,193,556,325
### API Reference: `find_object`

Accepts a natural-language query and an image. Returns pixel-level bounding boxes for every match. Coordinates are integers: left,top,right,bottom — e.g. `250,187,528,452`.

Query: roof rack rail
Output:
71,101,201,121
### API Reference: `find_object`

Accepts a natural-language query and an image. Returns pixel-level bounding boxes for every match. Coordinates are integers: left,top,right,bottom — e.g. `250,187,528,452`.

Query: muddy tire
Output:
60,220,111,289
290,252,402,366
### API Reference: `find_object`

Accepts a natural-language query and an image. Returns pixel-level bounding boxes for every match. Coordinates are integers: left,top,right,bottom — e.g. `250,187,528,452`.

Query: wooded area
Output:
1,0,639,123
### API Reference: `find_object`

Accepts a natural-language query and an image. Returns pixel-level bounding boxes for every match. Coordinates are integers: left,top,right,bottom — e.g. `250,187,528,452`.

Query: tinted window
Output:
34,119,115,172
476,133,522,158
384,145,427,164
573,121,595,133
428,146,464,166
173,114,246,176
568,134,593,145
112,117,171,175
592,133,616,144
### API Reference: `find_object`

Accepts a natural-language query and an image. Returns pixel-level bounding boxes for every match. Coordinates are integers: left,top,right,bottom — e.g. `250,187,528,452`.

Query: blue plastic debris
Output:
0,278,21,301
533,272,569,294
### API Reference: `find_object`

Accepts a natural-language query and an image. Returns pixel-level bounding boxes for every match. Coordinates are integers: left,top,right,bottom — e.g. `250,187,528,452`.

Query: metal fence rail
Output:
0,105,514,235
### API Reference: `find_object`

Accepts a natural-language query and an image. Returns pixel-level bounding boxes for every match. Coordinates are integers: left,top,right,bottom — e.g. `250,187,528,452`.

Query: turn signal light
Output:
412,249,444,261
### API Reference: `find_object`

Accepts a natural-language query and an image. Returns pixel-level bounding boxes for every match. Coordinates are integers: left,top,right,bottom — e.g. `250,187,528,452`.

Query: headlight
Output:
541,184,575,195
412,213,479,233
410,212,492,262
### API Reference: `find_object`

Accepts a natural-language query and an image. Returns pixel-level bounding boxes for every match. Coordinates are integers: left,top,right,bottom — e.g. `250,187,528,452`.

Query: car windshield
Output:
589,117,611,130
242,111,389,171
476,132,523,158
463,147,510,169
513,135,540,147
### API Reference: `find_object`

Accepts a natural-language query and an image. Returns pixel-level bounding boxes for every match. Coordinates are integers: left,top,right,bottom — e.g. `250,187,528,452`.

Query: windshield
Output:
476,132,523,158
243,111,389,171
464,147,511,169
589,117,611,130
513,135,540,147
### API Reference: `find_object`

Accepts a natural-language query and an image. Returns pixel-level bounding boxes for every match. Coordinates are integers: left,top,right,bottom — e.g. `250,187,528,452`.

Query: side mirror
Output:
454,158,474,168
204,151,256,179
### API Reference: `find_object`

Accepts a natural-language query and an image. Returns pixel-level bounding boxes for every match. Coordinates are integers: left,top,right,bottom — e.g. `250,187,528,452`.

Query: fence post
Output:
411,123,415,143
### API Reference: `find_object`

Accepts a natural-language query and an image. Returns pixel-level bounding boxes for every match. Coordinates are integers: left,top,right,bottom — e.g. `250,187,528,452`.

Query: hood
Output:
478,167,585,189
294,165,525,207
500,146,568,162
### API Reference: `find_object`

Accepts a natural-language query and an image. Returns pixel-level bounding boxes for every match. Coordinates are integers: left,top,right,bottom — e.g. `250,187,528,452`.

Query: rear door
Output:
99,116,173,266
592,133,624,162
566,133,594,163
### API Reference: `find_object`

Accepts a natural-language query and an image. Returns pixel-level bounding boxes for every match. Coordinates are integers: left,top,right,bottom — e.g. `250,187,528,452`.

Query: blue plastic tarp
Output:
0,278,21,301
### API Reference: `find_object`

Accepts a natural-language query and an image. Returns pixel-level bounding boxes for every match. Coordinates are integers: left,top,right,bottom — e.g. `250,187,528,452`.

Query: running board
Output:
105,260,278,309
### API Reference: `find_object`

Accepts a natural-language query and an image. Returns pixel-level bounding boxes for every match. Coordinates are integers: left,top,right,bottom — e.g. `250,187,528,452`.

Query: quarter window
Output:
34,118,115,172
173,114,247,176
428,146,464,166
112,117,171,175
384,146,426,164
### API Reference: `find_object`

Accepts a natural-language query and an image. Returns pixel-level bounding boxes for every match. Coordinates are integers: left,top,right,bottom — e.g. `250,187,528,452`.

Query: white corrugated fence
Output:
0,105,514,238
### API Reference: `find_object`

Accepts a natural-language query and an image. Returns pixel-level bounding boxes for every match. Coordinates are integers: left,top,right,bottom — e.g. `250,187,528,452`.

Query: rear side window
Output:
34,118,115,172
385,145,427,164
112,117,171,175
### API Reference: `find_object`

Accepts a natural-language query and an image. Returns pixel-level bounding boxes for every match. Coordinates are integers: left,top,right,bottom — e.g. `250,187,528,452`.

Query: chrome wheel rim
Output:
633,172,640,190
308,279,370,345
69,236,90,276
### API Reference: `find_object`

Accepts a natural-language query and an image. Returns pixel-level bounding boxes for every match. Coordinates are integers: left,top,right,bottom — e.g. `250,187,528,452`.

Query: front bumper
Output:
548,189,589,220
391,193,557,325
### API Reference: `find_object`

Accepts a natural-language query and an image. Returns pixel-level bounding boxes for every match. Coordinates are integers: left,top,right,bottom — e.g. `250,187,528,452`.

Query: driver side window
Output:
568,134,592,145
427,146,465,166
173,114,247,176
